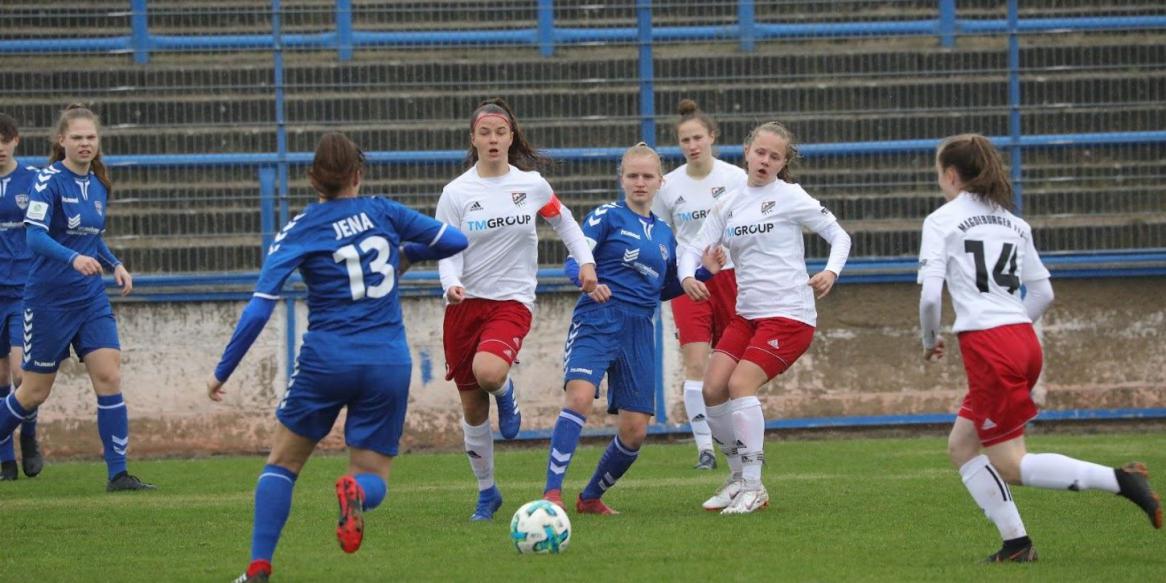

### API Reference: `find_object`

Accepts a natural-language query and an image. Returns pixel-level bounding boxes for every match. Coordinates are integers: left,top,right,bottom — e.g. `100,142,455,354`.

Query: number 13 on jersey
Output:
334,235,396,300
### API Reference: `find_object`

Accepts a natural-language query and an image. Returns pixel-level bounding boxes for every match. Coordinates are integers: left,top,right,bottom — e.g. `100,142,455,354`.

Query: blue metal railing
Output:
2,2,1165,63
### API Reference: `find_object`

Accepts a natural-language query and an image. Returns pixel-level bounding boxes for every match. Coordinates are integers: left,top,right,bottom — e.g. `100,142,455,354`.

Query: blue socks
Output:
0,386,14,462
0,392,31,452
544,408,586,493
581,436,640,501
354,473,387,511
96,393,129,480
251,464,298,563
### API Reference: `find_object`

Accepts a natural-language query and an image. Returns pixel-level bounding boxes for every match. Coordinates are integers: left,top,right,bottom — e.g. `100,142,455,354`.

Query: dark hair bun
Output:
677,99,699,116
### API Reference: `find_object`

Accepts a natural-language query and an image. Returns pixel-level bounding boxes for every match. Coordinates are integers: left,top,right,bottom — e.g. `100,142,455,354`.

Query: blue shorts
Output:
562,303,656,416
22,300,120,373
0,298,21,356
277,360,411,457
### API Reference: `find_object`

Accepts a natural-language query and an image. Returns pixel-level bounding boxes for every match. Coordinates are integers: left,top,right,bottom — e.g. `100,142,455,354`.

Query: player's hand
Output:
588,283,612,303
924,337,946,362
577,263,598,293
113,264,133,296
682,277,710,302
72,254,103,276
701,246,725,275
808,270,837,299
446,286,466,304
207,373,226,401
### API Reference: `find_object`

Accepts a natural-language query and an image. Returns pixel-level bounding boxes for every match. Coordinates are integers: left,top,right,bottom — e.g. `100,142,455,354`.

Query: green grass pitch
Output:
1,432,1162,582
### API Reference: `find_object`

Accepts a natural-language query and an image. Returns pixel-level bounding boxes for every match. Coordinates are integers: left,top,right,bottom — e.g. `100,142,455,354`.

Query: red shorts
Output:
957,323,1042,447
714,315,814,379
442,299,532,391
671,268,739,346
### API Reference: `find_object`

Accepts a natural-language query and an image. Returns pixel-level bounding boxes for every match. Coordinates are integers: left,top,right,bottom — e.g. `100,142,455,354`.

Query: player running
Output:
209,133,467,582
437,98,597,521
679,121,852,514
541,142,723,514
0,105,147,491
651,99,747,470
920,133,1162,563
0,113,43,480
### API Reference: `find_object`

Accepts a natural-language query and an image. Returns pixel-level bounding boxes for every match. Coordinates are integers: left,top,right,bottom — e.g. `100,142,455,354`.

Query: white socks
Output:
960,455,1027,540
1020,453,1119,493
683,380,714,452
705,401,742,479
462,419,495,491
729,396,765,486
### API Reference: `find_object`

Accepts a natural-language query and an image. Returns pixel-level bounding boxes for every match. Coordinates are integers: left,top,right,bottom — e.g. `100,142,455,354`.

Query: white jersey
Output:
436,165,593,309
917,192,1050,333
652,159,747,268
684,181,849,325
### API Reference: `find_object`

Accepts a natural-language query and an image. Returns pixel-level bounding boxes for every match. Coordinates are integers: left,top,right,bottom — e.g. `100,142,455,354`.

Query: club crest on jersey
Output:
94,200,104,216
711,186,726,198
659,244,669,262
14,194,28,210
761,200,775,215
511,192,527,207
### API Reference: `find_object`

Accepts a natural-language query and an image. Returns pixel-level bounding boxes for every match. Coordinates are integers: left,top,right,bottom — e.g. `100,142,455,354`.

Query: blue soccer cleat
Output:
471,485,503,521
494,379,522,440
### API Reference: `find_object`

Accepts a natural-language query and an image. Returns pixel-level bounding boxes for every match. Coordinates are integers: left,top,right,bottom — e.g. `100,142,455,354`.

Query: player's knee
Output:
17,383,51,408
90,369,122,394
946,436,979,468
682,361,704,381
472,366,507,392
619,426,647,450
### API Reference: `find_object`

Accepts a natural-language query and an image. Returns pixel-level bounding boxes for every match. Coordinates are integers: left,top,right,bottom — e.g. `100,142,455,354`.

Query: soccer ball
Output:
510,500,571,554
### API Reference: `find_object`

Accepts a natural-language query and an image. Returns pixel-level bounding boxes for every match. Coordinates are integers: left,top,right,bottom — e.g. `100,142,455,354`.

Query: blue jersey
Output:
0,164,36,298
574,201,683,314
23,162,110,308
256,196,447,367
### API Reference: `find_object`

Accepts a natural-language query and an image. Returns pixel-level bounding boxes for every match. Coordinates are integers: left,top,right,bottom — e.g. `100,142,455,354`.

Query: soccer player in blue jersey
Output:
0,114,43,480
541,142,722,514
0,105,145,491
208,133,467,583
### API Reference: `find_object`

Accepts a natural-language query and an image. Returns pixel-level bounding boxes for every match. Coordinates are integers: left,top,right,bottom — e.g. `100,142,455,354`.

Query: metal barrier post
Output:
739,0,756,52
259,166,276,252
538,0,555,57
337,0,353,61
1008,0,1023,212
131,0,150,64
938,0,956,48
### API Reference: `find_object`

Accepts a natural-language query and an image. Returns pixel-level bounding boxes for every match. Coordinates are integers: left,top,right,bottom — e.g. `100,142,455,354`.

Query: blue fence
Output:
3,0,1164,434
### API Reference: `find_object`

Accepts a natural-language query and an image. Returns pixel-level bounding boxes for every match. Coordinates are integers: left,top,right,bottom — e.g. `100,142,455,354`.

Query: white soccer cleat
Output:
702,476,743,511
720,484,769,515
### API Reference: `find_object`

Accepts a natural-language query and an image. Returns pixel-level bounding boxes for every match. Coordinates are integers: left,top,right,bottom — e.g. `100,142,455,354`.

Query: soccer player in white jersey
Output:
920,133,1162,563
436,98,597,521
652,99,747,470
679,121,852,514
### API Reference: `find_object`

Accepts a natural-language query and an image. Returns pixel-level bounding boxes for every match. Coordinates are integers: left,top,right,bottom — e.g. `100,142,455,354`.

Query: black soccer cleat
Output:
694,449,716,470
106,471,157,492
1115,462,1163,529
984,542,1038,563
20,432,43,477
0,460,17,481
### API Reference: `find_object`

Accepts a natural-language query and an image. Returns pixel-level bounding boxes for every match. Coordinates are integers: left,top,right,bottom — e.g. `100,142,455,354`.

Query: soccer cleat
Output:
335,475,365,553
20,432,43,477
576,495,619,515
1115,462,1163,529
494,379,522,440
694,450,717,470
106,472,156,492
984,542,1038,563
543,488,565,510
471,485,503,521
0,460,17,481
721,484,769,515
231,573,269,583
702,476,743,511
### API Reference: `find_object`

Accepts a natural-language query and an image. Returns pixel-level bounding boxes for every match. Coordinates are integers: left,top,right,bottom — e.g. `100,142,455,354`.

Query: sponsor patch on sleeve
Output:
27,201,49,221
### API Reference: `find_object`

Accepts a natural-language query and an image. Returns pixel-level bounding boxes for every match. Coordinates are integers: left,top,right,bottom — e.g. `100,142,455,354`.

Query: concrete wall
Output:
26,277,1166,458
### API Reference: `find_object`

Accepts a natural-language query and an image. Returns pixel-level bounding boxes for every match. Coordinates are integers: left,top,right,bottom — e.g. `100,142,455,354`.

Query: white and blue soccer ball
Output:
510,500,571,554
